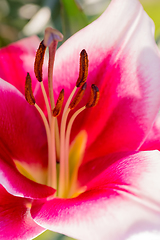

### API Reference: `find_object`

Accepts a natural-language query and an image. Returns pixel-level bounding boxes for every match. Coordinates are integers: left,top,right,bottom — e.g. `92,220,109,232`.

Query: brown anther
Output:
25,73,36,105
76,49,88,87
69,82,87,110
52,89,64,117
86,84,99,108
34,40,46,82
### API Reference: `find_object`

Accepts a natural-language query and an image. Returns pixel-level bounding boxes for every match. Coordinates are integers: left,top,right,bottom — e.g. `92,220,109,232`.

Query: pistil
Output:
43,27,63,110
44,28,63,160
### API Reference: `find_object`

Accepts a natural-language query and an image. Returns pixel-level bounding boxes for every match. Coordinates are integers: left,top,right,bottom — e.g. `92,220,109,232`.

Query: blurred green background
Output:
0,0,160,239
0,0,160,48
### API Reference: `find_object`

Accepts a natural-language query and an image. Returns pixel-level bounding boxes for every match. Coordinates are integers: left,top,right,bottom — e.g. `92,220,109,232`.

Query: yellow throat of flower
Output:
24,27,99,198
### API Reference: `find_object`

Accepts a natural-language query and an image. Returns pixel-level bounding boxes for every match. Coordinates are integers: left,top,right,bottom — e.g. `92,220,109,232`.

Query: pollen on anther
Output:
86,84,99,108
69,82,87,110
53,89,64,117
25,73,36,105
34,40,46,82
76,49,88,88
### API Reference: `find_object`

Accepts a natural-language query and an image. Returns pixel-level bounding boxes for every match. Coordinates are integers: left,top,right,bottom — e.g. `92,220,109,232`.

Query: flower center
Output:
25,28,99,198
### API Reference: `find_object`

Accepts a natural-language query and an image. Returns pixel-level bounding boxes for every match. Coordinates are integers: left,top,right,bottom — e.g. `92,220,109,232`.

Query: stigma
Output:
25,28,99,198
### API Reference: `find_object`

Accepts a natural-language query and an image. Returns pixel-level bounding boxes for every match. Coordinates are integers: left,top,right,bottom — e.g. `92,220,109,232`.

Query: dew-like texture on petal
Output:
0,185,45,240
140,113,160,151
52,0,160,163
0,152,55,198
0,78,48,169
31,151,160,240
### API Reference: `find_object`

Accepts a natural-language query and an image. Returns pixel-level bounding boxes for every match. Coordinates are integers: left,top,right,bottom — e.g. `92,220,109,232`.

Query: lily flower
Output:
0,0,160,239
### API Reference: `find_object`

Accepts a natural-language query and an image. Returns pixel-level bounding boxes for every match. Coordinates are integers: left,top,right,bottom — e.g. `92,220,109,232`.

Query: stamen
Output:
65,84,100,195
34,40,52,126
58,86,76,196
86,84,100,108
34,103,51,146
59,107,70,197
65,106,86,193
40,81,52,126
76,49,88,87
25,73,56,189
65,106,86,161
53,89,64,117
33,34,63,125
47,117,57,190
59,83,87,197
25,73,36,105
25,73,50,140
52,89,64,162
34,40,46,82
61,49,88,116
34,103,57,190
58,50,89,197
69,83,87,110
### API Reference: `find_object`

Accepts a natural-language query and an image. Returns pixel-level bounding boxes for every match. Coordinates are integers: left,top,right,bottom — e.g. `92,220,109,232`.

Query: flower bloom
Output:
1,0,160,239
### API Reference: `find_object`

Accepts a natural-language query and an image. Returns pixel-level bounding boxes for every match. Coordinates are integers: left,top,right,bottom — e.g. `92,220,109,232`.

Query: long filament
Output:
58,86,77,197
35,103,51,143
35,104,57,190
47,117,57,189
59,108,70,197
35,103,52,188
55,121,60,160
40,82,52,126
40,81,59,184
65,106,86,191
63,86,77,115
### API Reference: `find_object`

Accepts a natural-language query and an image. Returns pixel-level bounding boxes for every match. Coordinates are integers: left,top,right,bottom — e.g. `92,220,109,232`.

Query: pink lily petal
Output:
0,78,48,169
0,152,55,199
0,184,45,240
0,35,48,113
0,36,39,94
53,0,160,162
31,151,160,240
140,113,160,151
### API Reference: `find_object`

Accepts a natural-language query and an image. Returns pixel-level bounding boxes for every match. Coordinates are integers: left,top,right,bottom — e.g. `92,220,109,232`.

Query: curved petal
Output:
31,151,160,240
127,232,160,240
0,36,48,113
0,78,48,172
53,0,160,162
0,36,39,93
0,185,45,240
0,153,55,199
140,113,160,151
